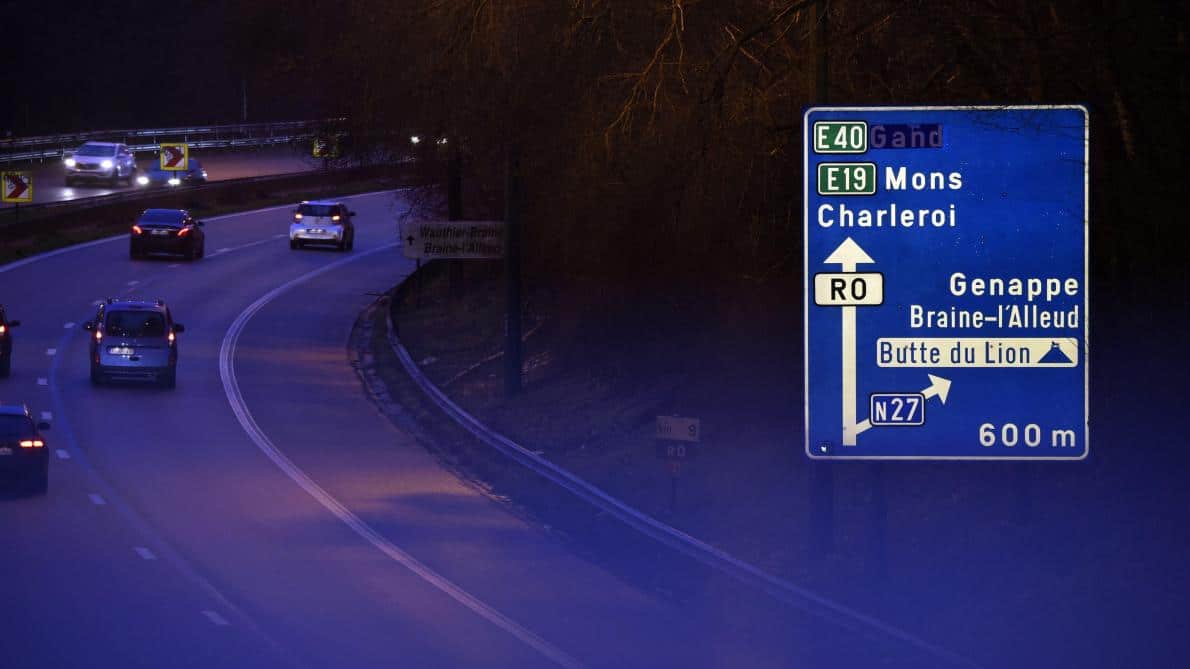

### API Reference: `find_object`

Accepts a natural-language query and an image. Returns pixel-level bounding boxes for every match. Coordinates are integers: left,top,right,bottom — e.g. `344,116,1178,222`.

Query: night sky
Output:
1,0,301,135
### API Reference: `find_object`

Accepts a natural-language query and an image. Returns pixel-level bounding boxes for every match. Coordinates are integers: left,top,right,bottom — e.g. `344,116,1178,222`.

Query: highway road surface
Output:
0,191,948,668
1,146,320,208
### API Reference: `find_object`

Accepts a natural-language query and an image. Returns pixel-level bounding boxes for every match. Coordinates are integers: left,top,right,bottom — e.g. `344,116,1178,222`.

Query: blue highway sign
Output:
804,106,1088,460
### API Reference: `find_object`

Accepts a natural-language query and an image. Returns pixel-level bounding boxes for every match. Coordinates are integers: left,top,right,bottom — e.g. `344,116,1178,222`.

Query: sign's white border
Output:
803,105,1090,461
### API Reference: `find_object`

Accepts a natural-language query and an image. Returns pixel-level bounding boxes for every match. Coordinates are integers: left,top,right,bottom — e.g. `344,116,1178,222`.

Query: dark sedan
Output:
0,404,50,494
130,209,206,260
135,158,207,188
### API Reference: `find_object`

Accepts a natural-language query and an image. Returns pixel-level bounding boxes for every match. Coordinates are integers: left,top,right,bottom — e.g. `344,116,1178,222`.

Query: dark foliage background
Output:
3,0,1186,316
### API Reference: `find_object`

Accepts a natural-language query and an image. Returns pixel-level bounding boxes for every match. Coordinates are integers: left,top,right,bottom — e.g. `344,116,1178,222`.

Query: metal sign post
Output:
804,106,1089,461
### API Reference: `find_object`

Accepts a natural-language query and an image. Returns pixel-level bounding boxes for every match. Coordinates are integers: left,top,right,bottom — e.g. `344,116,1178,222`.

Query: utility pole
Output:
503,145,523,397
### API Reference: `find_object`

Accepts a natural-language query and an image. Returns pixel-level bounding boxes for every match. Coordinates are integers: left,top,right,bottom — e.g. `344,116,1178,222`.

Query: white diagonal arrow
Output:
855,374,952,436
824,237,875,446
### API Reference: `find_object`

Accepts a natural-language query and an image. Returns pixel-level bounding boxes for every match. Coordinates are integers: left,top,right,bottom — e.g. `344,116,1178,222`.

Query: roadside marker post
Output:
656,415,700,513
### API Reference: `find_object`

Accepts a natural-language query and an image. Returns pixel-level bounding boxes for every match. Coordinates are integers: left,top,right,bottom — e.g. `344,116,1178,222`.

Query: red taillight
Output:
132,225,143,234
294,213,303,221
19,439,44,449
177,227,191,237
331,214,341,222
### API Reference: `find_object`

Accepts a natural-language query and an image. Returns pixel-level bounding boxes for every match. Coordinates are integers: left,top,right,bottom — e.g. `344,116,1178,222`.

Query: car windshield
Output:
0,415,35,440
75,144,116,156
104,311,166,338
140,210,185,225
298,204,338,217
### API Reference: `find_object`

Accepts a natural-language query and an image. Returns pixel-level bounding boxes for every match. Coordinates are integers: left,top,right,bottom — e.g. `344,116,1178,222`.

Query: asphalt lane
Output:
0,191,934,668
1,146,319,208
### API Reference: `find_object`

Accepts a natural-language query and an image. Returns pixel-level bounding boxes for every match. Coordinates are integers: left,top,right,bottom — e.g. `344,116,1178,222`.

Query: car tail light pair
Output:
19,439,44,449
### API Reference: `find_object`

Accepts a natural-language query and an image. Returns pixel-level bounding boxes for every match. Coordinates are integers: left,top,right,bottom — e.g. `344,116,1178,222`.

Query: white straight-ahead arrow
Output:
855,374,952,436
824,237,875,446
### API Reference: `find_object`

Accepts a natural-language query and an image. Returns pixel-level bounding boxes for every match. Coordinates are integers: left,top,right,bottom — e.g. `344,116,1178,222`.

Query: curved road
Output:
1,146,320,208
0,192,935,668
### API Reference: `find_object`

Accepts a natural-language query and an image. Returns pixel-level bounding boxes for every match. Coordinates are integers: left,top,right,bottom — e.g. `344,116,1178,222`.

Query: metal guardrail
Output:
0,119,345,164
0,168,345,223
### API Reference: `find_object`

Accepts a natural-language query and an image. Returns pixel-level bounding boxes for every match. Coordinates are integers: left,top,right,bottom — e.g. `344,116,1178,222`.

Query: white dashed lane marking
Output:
127,280,139,286
40,411,52,420
46,348,56,356
202,610,230,627
88,493,106,506
64,322,75,329
55,449,70,460
216,247,232,254
134,547,157,561
37,377,48,386
168,263,181,268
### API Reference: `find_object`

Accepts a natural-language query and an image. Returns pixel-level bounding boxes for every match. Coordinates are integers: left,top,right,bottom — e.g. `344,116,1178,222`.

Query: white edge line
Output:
134,546,157,561
88,493,106,505
217,243,582,669
55,449,70,460
202,610,230,627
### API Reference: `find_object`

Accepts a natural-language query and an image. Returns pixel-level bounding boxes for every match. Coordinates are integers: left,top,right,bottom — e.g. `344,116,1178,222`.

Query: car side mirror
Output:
7,320,18,327
83,321,94,331
173,323,185,333
37,422,50,431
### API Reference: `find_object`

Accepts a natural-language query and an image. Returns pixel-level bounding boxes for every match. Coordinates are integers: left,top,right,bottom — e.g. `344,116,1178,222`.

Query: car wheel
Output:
198,241,205,258
28,462,48,496
130,244,141,260
111,170,121,187
185,242,197,261
161,368,177,390
347,233,354,251
90,365,104,386
0,356,10,378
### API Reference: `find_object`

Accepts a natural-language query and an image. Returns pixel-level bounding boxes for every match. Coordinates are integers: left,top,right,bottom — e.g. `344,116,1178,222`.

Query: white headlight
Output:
410,135,420,144
136,176,149,186
101,159,113,169
168,177,181,186
64,158,76,167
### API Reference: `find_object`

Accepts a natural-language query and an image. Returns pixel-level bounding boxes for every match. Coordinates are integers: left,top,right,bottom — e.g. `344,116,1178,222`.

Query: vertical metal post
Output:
504,145,523,397
448,149,464,297
810,0,835,567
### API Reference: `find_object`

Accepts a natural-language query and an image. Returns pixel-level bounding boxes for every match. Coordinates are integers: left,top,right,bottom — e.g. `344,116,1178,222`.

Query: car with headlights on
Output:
64,141,137,186
0,404,50,495
0,305,19,378
130,209,205,260
84,298,184,388
136,158,207,188
289,200,355,251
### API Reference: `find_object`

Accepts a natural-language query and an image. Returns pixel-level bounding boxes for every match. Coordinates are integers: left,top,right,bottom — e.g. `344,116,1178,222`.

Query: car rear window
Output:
104,311,166,338
0,415,35,440
140,210,185,225
298,204,339,217
75,144,116,156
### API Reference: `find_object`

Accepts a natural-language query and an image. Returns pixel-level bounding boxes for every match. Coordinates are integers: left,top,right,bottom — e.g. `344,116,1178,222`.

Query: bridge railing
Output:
0,119,345,164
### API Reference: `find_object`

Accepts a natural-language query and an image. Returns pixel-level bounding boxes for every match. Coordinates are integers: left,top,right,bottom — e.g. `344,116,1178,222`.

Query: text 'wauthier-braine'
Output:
804,106,1088,460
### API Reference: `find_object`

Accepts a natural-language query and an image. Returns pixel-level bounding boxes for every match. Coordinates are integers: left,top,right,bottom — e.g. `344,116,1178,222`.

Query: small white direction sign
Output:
400,220,504,260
